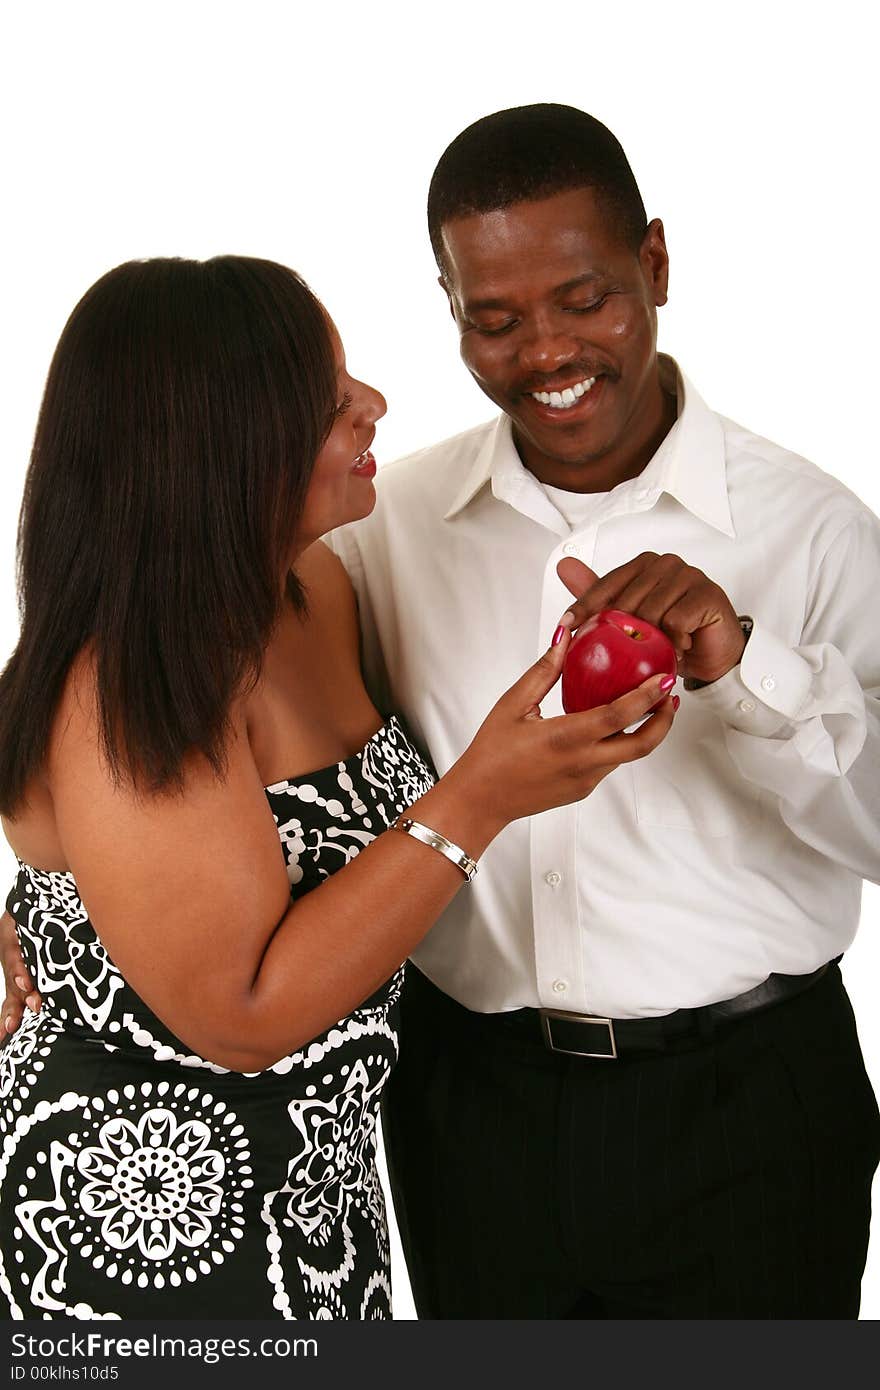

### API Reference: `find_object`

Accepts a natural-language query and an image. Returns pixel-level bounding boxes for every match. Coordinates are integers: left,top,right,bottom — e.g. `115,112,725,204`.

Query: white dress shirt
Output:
328,357,880,1017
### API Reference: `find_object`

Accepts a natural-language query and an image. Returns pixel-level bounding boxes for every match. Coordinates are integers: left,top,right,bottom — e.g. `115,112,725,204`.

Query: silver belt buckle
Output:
539,1009,618,1059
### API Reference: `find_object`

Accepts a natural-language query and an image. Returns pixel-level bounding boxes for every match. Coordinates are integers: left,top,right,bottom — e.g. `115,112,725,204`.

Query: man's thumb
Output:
556,555,598,599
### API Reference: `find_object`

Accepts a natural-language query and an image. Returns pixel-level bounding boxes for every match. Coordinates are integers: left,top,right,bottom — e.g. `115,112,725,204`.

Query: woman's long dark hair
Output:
0,256,337,812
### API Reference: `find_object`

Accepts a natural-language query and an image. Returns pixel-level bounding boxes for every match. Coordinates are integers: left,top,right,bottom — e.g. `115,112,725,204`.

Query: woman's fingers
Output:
601,672,678,739
558,671,677,743
3,991,24,1036
0,911,40,1034
597,693,677,763
497,623,573,719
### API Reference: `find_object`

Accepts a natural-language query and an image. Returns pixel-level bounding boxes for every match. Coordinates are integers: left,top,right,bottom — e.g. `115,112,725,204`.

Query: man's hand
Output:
557,553,746,686
1,910,40,1036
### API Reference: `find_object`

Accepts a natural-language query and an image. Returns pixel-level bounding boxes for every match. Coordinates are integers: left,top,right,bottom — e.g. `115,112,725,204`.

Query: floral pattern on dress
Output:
77,1108,228,1259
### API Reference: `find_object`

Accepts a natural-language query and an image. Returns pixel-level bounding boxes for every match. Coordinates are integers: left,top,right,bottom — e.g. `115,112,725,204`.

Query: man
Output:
328,104,880,1317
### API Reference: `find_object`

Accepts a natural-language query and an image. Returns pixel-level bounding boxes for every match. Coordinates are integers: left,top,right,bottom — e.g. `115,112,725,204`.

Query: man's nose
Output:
516,318,579,375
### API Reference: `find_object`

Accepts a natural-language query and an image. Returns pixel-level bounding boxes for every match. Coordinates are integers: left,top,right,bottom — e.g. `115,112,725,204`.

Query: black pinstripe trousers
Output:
382,962,880,1318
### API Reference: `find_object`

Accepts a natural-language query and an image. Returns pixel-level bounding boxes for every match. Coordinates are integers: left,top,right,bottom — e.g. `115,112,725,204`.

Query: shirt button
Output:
761,675,776,692
738,698,756,713
552,979,568,994
545,871,562,887
562,542,581,556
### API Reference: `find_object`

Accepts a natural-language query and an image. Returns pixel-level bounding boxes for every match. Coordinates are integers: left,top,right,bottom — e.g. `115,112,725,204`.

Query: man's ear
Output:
640,218,670,307
438,274,457,322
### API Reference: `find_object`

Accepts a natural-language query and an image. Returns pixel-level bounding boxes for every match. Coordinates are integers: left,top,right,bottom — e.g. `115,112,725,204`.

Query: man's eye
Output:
565,296,607,314
474,320,518,337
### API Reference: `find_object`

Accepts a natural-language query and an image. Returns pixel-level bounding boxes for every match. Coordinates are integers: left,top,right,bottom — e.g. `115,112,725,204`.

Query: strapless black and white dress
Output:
0,716,435,1320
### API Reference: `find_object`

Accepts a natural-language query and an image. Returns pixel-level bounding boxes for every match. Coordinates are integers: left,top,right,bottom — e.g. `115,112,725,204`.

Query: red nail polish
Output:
672,694,680,711
659,674,676,693
551,624,567,647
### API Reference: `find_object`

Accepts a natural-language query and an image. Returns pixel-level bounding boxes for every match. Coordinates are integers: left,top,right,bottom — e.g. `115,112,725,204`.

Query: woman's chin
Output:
338,486,377,528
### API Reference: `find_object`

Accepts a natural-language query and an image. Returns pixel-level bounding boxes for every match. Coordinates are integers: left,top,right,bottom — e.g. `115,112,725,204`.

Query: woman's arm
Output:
41,637,675,1072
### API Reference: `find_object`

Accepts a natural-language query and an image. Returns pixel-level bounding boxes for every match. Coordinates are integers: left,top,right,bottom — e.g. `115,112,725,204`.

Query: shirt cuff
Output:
687,619,813,735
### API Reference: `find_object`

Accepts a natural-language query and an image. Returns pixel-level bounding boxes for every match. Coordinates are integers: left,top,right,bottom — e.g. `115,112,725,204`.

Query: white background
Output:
1,0,877,1319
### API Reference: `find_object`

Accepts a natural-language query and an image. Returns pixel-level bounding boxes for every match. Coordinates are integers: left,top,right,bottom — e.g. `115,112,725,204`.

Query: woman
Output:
0,256,676,1319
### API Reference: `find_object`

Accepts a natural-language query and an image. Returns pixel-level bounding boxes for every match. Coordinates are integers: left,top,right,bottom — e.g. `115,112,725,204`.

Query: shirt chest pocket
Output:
631,716,763,838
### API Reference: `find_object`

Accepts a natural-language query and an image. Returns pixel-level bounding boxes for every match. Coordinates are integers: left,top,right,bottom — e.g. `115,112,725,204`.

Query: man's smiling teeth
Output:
531,376,597,409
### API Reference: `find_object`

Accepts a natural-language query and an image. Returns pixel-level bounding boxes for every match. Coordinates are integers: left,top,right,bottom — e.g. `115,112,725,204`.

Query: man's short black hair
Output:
428,103,648,275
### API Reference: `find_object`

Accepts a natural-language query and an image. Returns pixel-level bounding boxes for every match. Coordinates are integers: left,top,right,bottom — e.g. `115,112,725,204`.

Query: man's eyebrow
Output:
461,295,514,314
556,271,607,294
462,271,607,314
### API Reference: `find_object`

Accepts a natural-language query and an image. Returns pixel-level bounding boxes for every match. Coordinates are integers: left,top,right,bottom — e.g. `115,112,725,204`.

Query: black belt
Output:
472,960,838,1061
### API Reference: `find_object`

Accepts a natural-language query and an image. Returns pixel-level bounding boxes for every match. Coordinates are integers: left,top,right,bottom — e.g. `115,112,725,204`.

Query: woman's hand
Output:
1,910,41,1036
449,624,677,837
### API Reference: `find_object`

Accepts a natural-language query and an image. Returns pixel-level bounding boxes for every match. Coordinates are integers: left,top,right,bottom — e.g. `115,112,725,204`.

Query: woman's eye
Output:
335,391,354,417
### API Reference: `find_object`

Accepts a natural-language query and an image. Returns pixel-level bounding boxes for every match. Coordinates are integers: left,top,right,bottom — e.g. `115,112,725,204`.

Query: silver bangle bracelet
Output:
393,816,479,883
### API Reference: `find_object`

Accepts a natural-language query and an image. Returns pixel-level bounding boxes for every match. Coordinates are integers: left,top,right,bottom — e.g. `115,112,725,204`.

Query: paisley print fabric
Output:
0,715,435,1320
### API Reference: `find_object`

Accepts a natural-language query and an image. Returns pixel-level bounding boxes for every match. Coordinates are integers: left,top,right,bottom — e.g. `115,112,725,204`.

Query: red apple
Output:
562,609,677,713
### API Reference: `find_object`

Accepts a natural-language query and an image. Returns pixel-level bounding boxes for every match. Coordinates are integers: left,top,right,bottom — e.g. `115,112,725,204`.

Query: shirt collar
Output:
443,356,735,539
443,415,516,521
653,357,735,538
